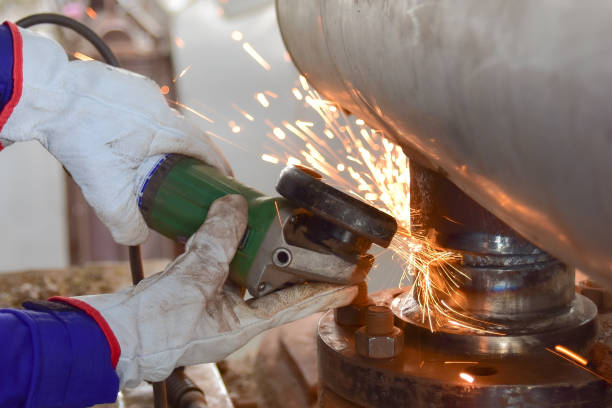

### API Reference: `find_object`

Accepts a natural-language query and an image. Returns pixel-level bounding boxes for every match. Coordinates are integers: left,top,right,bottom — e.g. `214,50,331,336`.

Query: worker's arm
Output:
0,304,119,407
0,196,355,406
0,21,231,245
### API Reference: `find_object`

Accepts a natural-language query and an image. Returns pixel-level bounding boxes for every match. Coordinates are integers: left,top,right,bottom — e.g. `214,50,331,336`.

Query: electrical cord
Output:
16,13,119,67
16,13,168,408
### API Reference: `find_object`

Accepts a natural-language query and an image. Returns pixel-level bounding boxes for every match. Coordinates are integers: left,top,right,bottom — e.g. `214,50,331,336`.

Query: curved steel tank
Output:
276,0,612,288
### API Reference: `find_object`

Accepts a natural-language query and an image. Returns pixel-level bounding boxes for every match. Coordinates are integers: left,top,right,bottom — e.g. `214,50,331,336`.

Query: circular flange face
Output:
389,289,598,356
275,165,397,248
318,291,609,408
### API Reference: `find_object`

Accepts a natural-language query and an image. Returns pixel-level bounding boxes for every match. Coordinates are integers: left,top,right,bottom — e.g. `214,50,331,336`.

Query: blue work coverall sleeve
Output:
0,21,120,408
0,302,120,407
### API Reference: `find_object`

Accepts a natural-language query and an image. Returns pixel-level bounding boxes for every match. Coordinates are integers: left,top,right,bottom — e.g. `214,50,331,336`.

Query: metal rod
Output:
128,245,145,284
153,381,169,408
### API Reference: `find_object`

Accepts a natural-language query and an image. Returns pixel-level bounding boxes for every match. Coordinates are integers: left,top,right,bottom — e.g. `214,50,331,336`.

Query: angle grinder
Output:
137,154,397,297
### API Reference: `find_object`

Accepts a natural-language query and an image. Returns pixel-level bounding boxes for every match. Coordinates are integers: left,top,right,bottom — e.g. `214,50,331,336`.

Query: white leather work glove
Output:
53,195,358,388
0,24,231,245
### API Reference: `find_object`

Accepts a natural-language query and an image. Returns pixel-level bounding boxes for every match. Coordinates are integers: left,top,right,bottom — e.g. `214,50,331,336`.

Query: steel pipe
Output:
276,0,612,288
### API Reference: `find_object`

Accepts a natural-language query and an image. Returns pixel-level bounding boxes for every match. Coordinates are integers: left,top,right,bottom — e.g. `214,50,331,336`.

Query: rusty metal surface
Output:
318,308,610,407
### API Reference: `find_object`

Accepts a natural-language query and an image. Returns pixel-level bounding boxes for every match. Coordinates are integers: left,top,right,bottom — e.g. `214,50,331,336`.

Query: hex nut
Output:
355,326,404,359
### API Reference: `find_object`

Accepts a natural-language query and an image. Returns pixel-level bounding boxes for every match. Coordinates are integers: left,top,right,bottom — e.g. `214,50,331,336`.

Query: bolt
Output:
334,281,373,326
355,305,404,359
365,305,394,335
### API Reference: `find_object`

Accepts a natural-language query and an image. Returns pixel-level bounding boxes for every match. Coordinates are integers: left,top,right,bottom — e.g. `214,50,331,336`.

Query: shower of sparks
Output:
242,43,271,71
390,228,476,332
459,373,475,384
257,75,503,334
73,52,94,61
165,49,486,335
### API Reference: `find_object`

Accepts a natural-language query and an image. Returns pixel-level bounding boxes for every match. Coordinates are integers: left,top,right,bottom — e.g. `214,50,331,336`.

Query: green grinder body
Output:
138,154,284,287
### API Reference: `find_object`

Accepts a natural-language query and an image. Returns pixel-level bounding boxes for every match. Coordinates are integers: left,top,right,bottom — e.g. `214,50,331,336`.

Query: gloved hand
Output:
0,23,231,245
53,195,358,388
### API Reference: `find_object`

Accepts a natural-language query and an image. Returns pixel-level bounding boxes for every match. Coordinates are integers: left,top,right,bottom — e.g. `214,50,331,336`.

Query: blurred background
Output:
0,0,402,291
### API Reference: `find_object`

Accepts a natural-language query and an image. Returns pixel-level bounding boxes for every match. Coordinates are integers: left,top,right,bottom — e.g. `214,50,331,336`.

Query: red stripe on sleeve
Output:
49,296,121,369
0,21,24,150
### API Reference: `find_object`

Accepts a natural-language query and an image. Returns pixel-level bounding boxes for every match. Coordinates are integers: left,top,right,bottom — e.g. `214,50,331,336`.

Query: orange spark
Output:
274,201,283,228
160,85,170,95
174,37,185,48
554,345,588,366
167,100,214,123
172,65,191,83
73,52,94,61
459,373,474,383
292,88,303,100
299,75,309,90
228,121,241,133
273,128,286,140
205,131,247,152
261,154,279,164
243,43,271,71
232,104,254,121
287,157,301,166
265,91,278,98
231,31,243,41
256,93,270,108
85,7,97,19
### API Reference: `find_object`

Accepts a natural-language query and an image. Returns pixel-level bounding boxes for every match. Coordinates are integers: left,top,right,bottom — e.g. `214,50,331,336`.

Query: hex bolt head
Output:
354,304,404,359
355,326,404,359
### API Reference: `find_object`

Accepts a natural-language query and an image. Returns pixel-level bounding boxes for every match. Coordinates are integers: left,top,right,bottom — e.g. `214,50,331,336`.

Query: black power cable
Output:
16,13,167,408
16,13,119,67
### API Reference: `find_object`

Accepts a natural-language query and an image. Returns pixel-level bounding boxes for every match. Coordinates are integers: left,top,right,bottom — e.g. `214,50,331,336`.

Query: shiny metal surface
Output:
392,289,598,356
449,261,575,319
276,0,612,288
